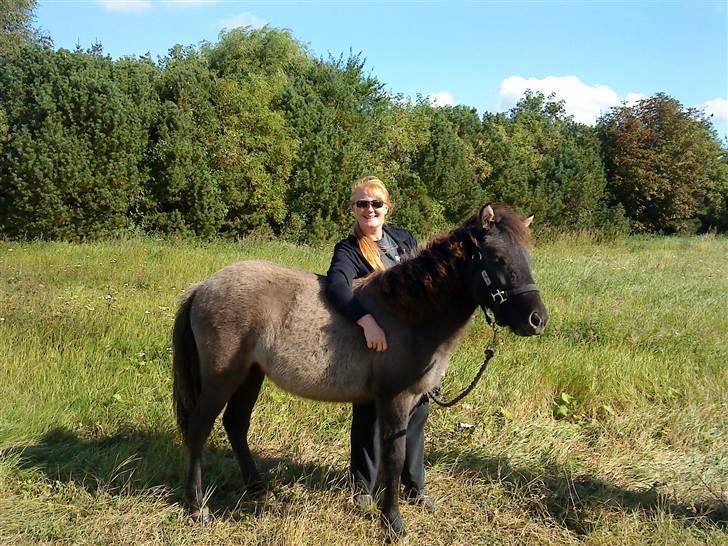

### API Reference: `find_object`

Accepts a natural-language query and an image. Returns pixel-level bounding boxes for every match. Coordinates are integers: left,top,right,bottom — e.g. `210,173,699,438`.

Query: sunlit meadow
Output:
0,235,726,544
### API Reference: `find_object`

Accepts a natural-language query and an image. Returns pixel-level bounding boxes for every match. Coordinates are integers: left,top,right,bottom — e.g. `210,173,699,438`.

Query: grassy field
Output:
0,234,726,545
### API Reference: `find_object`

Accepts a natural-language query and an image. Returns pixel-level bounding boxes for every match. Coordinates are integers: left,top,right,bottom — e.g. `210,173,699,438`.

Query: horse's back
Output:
190,260,372,402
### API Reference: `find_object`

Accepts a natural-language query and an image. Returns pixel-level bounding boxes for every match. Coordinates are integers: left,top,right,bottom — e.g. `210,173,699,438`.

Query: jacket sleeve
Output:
325,242,370,323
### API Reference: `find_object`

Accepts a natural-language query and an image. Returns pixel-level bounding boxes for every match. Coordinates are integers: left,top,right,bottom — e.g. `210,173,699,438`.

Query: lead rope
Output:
428,306,499,408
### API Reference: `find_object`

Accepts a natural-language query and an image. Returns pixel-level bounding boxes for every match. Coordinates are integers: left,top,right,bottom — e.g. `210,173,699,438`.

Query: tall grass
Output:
0,235,725,544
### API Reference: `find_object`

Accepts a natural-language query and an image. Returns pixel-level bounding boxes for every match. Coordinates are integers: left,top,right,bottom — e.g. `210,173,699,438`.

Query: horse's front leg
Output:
376,393,415,537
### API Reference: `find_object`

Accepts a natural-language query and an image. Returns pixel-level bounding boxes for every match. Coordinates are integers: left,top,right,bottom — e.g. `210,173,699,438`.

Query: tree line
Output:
1,23,726,243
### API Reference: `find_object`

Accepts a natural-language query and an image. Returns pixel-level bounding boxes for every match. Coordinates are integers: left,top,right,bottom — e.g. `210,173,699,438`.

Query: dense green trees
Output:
207,29,302,237
0,45,150,238
477,93,624,232
0,23,725,242
143,45,223,237
415,106,482,224
281,54,392,243
598,93,728,233
0,0,49,54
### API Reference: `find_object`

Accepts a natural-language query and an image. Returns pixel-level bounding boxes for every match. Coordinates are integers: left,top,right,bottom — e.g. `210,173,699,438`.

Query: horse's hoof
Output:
386,532,410,545
381,512,406,541
190,506,211,525
245,480,267,499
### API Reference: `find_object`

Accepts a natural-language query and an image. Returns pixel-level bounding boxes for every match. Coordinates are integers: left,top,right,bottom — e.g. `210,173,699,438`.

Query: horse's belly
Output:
258,294,373,403
261,354,371,403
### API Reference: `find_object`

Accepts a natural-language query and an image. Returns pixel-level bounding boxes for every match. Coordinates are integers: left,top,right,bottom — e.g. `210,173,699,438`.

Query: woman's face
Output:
352,187,388,234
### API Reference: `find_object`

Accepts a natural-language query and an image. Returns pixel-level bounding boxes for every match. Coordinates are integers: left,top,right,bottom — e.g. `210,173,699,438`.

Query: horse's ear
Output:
524,214,534,228
479,204,495,229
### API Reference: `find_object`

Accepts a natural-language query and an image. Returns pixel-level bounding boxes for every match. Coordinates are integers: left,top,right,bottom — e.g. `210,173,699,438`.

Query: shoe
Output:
353,491,375,511
403,486,437,513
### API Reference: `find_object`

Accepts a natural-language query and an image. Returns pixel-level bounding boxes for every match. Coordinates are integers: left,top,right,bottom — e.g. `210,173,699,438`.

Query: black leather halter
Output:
480,269,540,305
476,253,540,307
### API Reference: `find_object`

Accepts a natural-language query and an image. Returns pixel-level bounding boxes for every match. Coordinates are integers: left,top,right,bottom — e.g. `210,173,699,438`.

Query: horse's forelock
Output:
489,204,532,247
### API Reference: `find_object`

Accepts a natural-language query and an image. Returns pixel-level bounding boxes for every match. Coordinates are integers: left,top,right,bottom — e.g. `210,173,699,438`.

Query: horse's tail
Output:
172,286,201,446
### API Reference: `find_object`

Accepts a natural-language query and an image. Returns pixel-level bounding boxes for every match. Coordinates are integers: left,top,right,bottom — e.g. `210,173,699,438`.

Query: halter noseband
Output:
475,254,540,306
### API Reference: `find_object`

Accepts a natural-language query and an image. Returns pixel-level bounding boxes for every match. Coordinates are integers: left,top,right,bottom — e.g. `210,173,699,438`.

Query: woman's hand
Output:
356,314,388,352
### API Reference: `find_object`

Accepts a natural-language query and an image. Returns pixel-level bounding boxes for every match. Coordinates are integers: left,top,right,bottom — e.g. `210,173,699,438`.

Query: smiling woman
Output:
325,176,434,515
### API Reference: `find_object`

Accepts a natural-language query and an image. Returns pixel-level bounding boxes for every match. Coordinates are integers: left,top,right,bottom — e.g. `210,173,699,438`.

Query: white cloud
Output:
162,0,219,4
427,91,455,107
703,98,728,124
497,75,642,125
97,0,151,13
98,0,218,12
217,12,267,31
624,92,647,106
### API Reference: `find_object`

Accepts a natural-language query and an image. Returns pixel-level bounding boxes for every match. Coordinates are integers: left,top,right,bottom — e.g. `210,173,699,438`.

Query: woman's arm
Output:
326,242,388,352
325,242,369,322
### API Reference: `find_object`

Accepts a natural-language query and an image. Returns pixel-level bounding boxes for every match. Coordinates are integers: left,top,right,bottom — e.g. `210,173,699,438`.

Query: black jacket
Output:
325,226,417,323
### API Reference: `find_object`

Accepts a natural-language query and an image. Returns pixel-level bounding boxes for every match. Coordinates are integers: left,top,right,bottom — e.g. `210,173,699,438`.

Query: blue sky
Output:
36,1,727,137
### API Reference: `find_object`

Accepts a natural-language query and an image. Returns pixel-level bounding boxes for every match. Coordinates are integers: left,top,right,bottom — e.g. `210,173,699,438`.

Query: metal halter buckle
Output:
491,289,507,304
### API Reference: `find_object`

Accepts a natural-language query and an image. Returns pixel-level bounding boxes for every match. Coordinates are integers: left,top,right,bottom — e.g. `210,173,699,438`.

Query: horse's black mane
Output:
368,204,531,318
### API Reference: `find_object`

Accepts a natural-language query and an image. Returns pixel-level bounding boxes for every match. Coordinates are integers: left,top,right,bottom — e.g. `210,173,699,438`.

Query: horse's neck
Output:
426,294,479,349
373,249,477,328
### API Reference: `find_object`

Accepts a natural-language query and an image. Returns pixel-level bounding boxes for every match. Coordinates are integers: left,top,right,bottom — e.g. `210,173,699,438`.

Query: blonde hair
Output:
351,176,392,272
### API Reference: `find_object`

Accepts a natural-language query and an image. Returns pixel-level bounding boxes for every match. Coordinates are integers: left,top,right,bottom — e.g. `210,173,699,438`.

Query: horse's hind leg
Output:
222,365,265,494
185,381,238,522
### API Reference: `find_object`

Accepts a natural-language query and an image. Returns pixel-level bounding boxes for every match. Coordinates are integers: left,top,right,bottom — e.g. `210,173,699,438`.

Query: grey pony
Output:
172,204,548,536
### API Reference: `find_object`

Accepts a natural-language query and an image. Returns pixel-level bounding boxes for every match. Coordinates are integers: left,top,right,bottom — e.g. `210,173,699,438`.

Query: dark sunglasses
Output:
354,199,385,209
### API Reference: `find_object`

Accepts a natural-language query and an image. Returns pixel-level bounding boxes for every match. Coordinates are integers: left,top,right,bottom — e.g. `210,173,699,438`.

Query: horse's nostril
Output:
529,311,542,330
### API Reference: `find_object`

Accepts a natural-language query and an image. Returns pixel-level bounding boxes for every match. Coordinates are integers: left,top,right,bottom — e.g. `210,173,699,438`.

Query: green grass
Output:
0,235,726,545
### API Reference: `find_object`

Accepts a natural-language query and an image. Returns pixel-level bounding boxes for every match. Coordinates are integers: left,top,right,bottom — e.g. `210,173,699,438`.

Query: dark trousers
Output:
350,397,429,494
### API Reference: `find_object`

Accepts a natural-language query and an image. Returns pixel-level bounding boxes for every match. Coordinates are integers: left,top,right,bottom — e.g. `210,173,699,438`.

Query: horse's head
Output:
467,204,548,336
